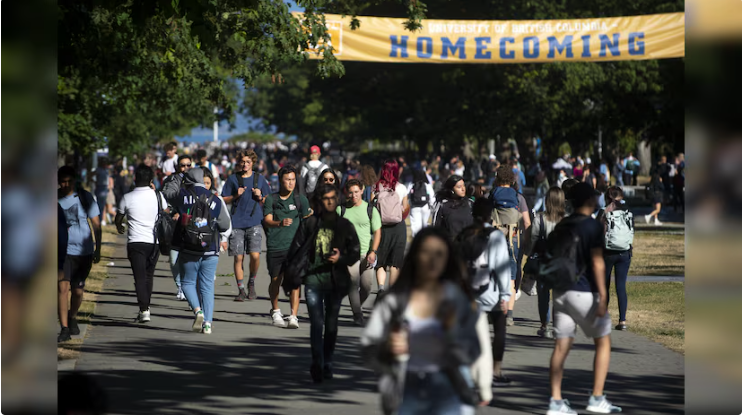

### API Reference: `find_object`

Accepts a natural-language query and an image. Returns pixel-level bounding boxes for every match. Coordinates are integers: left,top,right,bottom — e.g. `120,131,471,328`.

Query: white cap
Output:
489,154,496,160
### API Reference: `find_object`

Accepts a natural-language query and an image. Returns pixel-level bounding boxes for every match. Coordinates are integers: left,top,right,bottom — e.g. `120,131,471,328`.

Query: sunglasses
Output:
179,163,192,167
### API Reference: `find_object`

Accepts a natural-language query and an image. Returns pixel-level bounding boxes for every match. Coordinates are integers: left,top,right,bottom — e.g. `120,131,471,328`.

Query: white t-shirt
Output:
162,155,178,175
118,187,168,244
393,182,409,202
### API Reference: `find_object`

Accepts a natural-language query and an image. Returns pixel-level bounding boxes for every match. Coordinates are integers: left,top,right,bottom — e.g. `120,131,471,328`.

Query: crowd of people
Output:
58,140,664,414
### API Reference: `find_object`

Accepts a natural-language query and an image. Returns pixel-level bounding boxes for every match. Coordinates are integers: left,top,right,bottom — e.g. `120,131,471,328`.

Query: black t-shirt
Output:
563,213,605,292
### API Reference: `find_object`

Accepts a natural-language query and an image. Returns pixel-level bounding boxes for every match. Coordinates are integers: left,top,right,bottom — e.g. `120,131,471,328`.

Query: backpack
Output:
374,185,403,225
537,216,588,291
456,226,499,312
304,164,324,194
603,209,634,251
232,172,260,216
181,188,218,253
410,181,429,208
490,187,521,260
154,190,176,255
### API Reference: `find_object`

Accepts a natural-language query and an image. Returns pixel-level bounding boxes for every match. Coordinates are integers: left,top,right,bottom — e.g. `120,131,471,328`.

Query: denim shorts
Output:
228,225,262,255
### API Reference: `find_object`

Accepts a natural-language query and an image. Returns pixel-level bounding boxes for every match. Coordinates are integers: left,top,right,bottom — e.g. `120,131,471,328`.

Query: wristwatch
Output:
369,249,377,254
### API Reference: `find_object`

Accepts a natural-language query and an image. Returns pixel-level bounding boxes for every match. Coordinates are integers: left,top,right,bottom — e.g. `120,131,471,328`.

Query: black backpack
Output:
181,188,218,253
410,181,429,207
154,190,176,255
537,216,588,290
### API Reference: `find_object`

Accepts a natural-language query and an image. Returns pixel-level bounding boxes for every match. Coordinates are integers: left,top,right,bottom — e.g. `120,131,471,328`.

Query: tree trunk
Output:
638,139,652,176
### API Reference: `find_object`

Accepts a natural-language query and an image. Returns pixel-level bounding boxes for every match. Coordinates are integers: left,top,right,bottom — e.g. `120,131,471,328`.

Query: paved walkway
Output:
71,235,684,415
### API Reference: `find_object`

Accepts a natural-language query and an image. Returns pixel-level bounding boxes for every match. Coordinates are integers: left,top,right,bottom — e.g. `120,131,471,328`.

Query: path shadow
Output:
74,335,378,414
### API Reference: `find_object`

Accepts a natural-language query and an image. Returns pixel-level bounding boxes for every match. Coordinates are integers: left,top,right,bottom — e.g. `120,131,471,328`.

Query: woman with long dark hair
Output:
596,186,634,331
374,160,410,294
432,175,472,240
362,227,480,415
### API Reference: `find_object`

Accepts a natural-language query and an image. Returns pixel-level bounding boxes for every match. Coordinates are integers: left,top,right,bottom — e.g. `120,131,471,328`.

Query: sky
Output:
176,2,305,143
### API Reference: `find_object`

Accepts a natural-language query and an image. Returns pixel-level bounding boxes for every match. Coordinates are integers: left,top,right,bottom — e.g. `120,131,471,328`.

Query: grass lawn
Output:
609,282,684,354
57,228,117,361
629,232,685,276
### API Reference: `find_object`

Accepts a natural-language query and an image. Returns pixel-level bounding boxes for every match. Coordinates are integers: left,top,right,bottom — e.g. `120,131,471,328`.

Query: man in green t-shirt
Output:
338,179,381,326
263,165,311,329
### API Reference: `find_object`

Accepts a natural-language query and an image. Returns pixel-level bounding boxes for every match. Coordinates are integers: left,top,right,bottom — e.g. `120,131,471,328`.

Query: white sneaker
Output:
138,309,151,323
515,290,522,301
192,310,204,332
271,309,287,328
654,218,663,226
176,289,186,301
586,394,622,413
644,214,651,224
287,315,300,329
202,323,212,334
547,398,577,415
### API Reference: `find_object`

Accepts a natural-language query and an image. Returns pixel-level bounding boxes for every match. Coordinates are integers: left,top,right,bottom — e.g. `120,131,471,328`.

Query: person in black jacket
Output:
433,174,473,238
284,183,361,383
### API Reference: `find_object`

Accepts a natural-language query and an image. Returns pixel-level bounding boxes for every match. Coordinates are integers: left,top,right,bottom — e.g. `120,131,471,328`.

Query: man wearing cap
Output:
546,182,621,415
300,146,329,200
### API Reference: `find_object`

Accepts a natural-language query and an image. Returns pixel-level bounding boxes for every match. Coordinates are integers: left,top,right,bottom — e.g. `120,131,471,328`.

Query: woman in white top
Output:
362,227,480,415
407,169,435,237
524,186,566,338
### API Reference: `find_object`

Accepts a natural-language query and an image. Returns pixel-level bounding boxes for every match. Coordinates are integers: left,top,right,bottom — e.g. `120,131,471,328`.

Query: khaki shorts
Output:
553,290,612,339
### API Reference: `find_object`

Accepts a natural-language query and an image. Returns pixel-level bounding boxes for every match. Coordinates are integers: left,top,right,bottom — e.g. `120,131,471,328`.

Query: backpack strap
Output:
367,203,374,226
235,173,244,189
293,192,303,219
249,172,260,217
340,205,346,218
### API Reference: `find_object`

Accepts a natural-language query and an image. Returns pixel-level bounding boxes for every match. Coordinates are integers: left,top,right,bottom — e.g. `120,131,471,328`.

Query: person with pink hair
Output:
373,160,410,298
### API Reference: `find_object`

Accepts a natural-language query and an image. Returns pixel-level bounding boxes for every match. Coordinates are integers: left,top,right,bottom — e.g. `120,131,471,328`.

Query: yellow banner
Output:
297,12,685,63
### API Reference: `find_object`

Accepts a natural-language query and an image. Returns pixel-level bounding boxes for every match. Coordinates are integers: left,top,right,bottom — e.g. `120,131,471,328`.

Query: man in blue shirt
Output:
58,166,101,342
222,150,272,301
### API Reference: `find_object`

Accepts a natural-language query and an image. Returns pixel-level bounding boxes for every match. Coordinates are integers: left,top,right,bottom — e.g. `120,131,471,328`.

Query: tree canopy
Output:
58,0,427,158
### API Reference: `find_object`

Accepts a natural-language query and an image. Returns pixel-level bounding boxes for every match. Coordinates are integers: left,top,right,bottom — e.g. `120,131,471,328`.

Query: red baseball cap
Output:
310,145,321,154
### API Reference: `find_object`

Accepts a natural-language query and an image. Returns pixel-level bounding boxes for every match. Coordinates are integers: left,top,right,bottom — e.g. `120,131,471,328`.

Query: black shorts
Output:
267,250,289,279
62,255,94,289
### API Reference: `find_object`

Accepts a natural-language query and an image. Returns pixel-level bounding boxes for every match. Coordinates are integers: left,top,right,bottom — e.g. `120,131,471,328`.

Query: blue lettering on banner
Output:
599,34,621,57
441,37,467,59
581,35,592,58
547,35,574,58
523,36,540,59
500,37,515,59
628,32,645,55
390,35,409,58
474,37,492,59
417,37,433,58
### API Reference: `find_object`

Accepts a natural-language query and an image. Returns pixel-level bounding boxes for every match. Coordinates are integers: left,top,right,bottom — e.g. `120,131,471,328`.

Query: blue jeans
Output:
179,254,218,323
170,250,181,289
399,371,475,415
604,251,631,322
537,281,551,326
305,284,345,370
